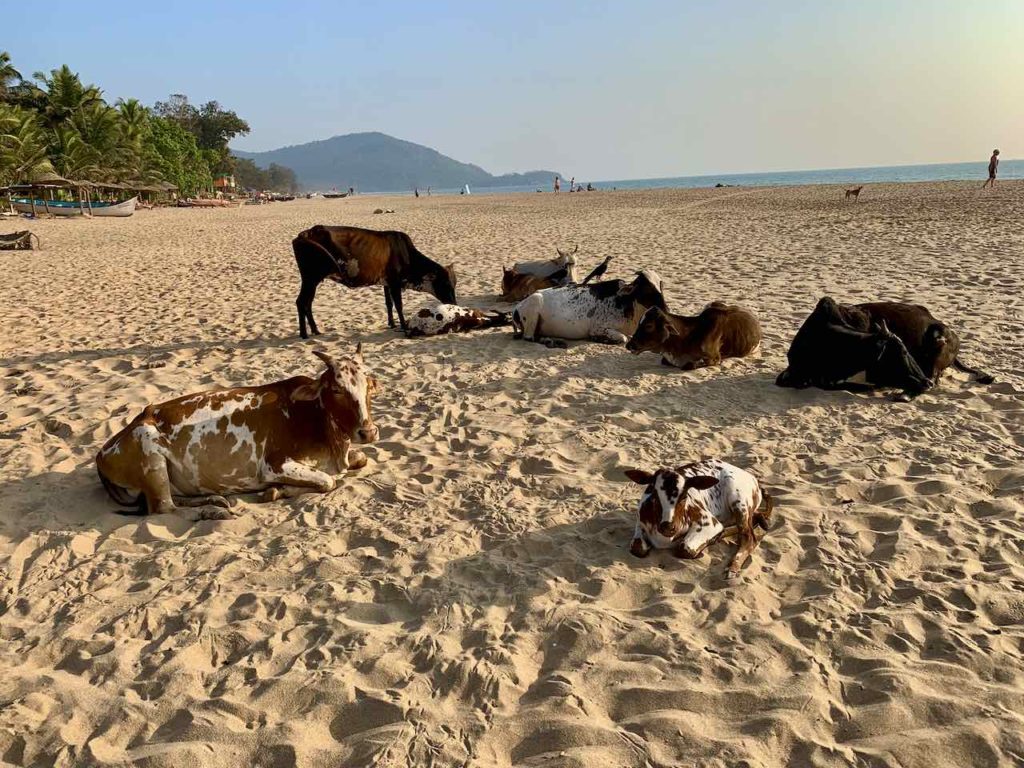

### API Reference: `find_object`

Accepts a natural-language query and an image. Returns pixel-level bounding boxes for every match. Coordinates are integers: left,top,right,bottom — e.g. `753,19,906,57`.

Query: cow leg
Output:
261,459,337,497
384,286,396,328
389,282,407,330
678,513,725,559
629,523,651,558
590,329,629,345
136,425,176,516
296,279,321,338
172,494,231,509
726,523,759,579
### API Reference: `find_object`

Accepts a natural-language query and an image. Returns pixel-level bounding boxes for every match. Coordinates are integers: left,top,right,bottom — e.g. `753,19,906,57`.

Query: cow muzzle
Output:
657,520,677,538
355,423,379,444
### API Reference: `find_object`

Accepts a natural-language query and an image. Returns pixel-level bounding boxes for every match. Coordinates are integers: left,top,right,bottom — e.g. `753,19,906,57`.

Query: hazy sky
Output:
5,1,1022,179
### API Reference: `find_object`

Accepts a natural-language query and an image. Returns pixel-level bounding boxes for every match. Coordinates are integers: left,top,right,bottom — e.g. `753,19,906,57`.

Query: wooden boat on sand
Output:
10,196,137,218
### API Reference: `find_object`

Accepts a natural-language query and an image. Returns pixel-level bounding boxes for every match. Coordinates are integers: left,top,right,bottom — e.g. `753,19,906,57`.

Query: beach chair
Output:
0,230,41,250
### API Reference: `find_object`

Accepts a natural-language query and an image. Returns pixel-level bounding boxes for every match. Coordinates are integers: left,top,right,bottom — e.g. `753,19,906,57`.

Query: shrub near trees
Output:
0,51,297,197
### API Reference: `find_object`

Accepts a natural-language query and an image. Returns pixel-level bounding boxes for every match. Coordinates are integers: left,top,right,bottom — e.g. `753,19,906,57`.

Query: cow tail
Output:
485,311,512,329
953,358,995,385
96,463,147,515
512,309,524,339
756,490,773,531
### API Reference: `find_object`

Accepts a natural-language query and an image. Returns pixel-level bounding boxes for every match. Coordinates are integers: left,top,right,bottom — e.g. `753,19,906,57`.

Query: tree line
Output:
0,52,297,196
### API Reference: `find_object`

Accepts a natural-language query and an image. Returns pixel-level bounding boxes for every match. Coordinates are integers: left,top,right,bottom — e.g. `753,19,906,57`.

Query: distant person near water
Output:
554,176,561,193
982,149,999,189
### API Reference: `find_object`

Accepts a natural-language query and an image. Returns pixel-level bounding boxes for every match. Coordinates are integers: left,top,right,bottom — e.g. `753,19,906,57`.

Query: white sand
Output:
1,182,1023,767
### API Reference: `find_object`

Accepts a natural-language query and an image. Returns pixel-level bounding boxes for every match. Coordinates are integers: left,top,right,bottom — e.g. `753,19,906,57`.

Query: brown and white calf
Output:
96,345,379,519
406,302,510,337
626,303,762,369
624,459,773,578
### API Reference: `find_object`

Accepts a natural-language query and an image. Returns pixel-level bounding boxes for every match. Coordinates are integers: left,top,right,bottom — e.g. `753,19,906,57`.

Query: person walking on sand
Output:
554,176,561,193
982,149,1000,189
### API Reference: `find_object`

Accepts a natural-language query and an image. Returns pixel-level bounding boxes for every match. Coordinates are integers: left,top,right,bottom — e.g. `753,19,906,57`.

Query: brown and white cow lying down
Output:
626,302,762,369
406,302,510,337
624,458,773,579
499,251,612,303
96,346,379,520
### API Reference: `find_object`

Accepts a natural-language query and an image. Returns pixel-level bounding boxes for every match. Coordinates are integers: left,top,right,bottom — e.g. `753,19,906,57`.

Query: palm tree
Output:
0,51,21,101
0,105,54,185
31,65,103,131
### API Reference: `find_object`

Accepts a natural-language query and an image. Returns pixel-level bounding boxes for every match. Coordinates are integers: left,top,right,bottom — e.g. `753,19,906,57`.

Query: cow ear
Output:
624,468,654,485
291,379,322,401
684,475,719,493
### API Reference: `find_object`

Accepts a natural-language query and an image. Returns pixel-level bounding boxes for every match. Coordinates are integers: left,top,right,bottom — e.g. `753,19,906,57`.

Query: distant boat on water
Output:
11,196,137,217
322,191,349,199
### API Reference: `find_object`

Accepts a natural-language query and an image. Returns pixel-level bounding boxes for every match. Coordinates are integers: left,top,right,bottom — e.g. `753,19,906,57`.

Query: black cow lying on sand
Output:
777,297,993,399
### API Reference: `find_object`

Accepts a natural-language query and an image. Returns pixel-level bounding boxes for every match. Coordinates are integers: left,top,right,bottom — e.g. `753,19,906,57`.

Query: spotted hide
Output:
406,302,510,337
624,459,773,578
95,345,379,520
511,270,665,345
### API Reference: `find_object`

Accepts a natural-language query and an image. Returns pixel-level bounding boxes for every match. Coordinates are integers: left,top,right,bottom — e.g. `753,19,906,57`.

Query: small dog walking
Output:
844,185,864,201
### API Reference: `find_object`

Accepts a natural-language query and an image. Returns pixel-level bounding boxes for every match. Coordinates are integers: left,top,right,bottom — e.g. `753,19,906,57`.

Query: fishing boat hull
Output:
10,197,137,218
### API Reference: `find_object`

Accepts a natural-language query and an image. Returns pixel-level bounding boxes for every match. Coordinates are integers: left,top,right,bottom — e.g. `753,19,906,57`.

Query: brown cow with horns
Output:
96,345,379,519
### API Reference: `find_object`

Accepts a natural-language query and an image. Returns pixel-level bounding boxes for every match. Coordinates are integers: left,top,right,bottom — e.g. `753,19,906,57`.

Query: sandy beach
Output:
1,182,1023,767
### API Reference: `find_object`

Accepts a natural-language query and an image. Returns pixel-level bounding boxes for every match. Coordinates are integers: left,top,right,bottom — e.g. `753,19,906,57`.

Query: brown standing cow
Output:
293,225,457,338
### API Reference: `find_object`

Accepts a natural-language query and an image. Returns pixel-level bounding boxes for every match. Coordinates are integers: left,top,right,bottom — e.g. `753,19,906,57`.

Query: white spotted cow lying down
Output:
512,270,666,346
405,302,511,337
624,458,773,578
95,345,379,520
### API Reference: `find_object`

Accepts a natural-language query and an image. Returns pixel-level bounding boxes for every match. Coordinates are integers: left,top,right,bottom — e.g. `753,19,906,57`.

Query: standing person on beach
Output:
982,149,999,188
569,176,575,192
554,176,561,193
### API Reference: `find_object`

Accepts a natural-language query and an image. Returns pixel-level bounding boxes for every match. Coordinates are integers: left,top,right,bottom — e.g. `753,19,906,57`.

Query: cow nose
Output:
356,424,379,444
658,521,675,537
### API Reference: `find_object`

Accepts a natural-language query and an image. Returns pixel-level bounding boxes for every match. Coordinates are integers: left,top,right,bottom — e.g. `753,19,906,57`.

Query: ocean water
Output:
398,159,1022,196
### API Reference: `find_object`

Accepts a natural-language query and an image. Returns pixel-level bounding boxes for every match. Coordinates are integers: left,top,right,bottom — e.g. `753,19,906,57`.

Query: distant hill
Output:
232,132,560,192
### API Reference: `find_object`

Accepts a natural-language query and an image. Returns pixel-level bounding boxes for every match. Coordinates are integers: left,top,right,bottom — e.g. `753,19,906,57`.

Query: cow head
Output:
626,306,672,354
618,270,667,315
868,321,933,394
555,244,579,265
296,345,380,445
624,468,719,542
424,264,457,305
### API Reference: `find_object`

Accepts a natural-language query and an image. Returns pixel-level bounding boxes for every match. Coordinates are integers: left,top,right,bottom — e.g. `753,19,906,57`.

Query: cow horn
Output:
312,349,338,373
355,342,364,360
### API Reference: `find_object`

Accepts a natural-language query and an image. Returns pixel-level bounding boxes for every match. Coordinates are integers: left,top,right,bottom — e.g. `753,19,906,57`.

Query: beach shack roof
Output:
16,171,74,188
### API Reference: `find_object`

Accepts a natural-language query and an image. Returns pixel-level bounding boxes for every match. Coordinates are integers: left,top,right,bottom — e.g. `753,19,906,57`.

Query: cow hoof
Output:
180,505,236,522
726,570,739,580
347,449,368,470
673,545,703,560
629,539,651,558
